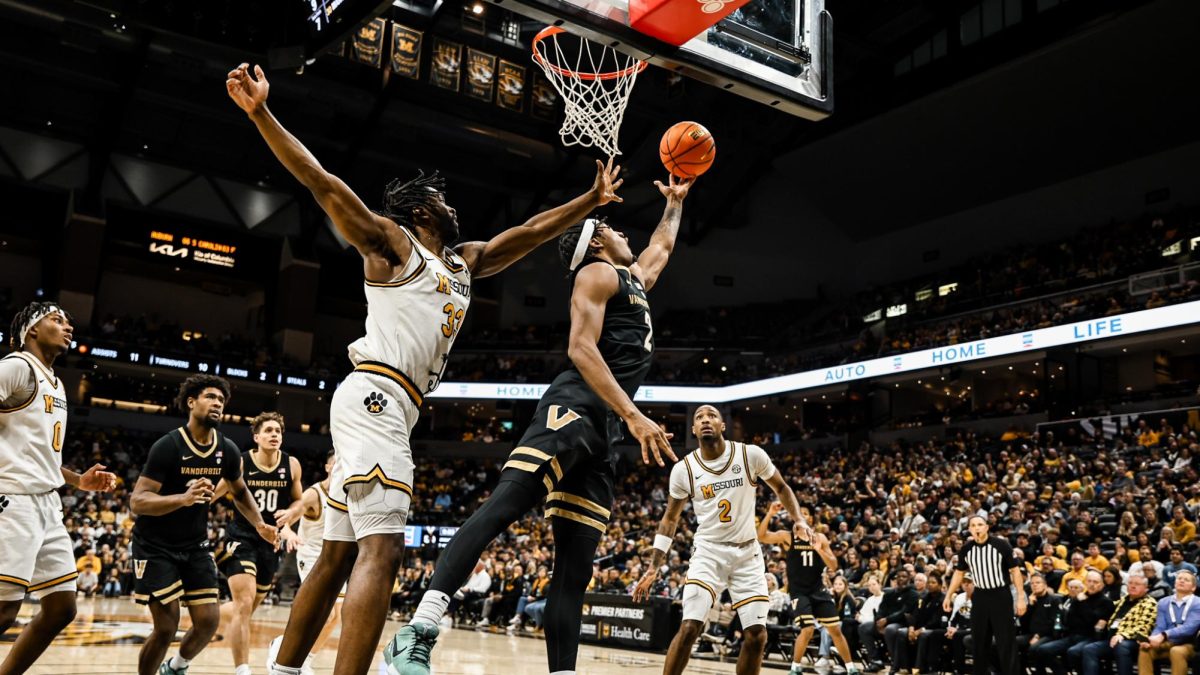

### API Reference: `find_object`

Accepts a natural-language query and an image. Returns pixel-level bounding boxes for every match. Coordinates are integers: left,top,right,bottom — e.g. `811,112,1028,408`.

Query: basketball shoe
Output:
383,623,439,675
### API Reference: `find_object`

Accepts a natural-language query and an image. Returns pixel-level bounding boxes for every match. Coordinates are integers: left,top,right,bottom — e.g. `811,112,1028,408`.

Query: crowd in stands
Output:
52,398,1200,673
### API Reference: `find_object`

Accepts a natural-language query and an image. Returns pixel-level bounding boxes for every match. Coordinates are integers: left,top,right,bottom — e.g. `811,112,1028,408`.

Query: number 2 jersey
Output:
669,440,777,545
0,352,68,495
226,450,294,542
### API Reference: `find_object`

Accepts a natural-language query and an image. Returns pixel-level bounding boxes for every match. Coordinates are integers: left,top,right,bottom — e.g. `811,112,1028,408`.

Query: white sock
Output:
267,663,303,675
793,662,804,670
410,590,451,627
235,665,252,675
168,655,190,670
549,671,576,675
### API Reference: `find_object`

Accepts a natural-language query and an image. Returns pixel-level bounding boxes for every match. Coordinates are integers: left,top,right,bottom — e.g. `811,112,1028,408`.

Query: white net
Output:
532,27,646,157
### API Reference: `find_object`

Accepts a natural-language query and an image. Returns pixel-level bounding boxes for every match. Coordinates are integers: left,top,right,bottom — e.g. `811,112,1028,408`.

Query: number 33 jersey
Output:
0,352,68,494
669,440,777,545
347,227,471,395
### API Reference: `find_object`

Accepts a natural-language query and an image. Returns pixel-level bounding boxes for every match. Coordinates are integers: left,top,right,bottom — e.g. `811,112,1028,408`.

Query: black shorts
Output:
500,376,620,536
132,537,219,607
791,589,840,628
216,531,279,596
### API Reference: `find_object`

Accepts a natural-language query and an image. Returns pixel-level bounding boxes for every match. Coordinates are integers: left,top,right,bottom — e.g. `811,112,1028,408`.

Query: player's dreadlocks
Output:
8,301,70,351
557,217,605,270
381,170,446,230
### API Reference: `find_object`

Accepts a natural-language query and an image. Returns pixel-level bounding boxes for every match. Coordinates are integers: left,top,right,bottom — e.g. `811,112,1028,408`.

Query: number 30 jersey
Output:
228,450,294,537
669,440,777,546
347,227,472,395
0,352,68,494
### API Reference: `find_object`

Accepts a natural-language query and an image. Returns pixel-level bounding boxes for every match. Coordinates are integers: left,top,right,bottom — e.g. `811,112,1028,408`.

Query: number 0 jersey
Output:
227,450,294,539
347,227,471,398
0,352,68,494
669,440,776,546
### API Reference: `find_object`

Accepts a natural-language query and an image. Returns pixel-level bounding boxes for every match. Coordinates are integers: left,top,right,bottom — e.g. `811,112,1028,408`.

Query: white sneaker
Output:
815,657,833,669
439,614,453,629
476,618,490,628
507,615,522,626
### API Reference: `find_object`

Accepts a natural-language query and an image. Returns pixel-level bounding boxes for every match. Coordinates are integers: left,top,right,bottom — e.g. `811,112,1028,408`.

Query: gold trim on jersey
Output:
0,355,37,413
178,427,219,459
503,459,540,474
547,491,611,519
325,496,349,513
0,574,30,588
511,446,551,462
353,362,423,407
683,456,696,497
685,578,717,603
0,390,36,413
545,507,606,533
740,443,752,482
401,224,469,275
342,465,413,495
692,441,736,476
13,352,59,390
182,588,219,607
250,449,283,474
731,595,770,610
365,255,427,288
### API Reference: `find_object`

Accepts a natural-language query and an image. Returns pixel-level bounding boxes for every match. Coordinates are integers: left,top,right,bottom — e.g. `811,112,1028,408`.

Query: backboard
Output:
491,0,832,120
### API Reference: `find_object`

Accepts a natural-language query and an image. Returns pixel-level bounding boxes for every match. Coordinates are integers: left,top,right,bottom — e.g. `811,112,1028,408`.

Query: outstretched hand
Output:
653,173,693,202
591,158,624,205
79,464,118,492
226,63,270,115
626,411,676,467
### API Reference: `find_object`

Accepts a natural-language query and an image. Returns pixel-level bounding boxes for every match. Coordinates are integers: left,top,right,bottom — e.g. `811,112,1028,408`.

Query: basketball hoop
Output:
532,26,647,157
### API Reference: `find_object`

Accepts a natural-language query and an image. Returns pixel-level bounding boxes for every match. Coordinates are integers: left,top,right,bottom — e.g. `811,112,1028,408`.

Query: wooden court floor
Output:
0,597,748,674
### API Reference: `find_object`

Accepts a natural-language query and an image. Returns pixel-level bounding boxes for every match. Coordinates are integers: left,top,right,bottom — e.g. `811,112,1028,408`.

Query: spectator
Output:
1019,573,1062,663
1163,546,1198,586
1073,574,1157,675
1138,570,1200,675
1058,552,1089,594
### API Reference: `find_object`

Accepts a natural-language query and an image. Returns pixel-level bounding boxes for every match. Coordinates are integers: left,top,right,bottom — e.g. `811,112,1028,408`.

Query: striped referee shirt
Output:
956,536,1018,590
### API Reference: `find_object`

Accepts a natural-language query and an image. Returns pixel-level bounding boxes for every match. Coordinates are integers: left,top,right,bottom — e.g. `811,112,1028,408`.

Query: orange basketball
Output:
659,121,716,179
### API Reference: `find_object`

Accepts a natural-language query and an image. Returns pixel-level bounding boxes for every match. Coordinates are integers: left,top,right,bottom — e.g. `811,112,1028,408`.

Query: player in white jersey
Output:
0,302,117,674
225,63,626,675
634,405,808,675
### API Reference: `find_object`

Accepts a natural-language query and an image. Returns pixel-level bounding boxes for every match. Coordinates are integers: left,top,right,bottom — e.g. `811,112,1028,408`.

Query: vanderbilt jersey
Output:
227,450,294,538
787,540,826,595
669,440,776,545
570,261,653,397
0,352,68,494
296,483,328,561
347,227,471,395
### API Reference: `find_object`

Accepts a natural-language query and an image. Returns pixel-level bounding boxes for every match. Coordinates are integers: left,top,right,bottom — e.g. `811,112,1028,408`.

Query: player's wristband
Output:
653,534,672,553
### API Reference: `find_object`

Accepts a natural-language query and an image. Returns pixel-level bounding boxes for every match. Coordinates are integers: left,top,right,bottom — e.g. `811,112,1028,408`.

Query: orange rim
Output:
532,26,648,82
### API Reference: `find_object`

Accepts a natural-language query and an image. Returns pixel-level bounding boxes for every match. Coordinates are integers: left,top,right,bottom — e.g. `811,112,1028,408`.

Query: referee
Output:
943,515,1027,675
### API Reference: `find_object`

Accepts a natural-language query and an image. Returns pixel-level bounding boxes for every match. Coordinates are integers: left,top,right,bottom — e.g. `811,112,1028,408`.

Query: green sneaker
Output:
384,622,440,675
158,661,188,675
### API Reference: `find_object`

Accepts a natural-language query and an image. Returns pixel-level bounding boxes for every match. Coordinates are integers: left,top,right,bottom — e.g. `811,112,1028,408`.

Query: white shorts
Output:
682,541,769,627
0,492,78,601
296,553,346,599
325,369,417,542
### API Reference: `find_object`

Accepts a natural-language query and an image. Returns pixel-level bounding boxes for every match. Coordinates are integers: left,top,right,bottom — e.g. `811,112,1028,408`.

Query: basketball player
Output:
632,405,805,675
266,450,341,675
211,411,304,675
130,375,278,675
757,502,859,675
0,302,117,675
225,63,626,675
388,175,691,675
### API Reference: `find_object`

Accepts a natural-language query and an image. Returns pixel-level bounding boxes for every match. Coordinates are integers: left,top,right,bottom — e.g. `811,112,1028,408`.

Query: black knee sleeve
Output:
544,517,602,673
427,478,542,596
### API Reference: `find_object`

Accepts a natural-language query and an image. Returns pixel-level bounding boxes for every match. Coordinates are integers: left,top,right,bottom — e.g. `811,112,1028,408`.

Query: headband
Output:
19,305,63,347
569,218,600,271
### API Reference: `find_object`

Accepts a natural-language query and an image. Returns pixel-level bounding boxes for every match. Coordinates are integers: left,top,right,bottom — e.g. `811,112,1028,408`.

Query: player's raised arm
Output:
456,159,623,278
757,501,793,547
226,64,403,262
630,174,692,291
762,470,810,536
633,493,688,602
568,264,675,466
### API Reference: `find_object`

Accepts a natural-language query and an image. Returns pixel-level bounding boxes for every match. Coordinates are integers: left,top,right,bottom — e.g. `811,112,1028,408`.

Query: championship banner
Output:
430,38,462,91
531,75,558,120
579,594,674,651
465,48,496,101
496,59,526,111
349,18,386,68
390,22,422,78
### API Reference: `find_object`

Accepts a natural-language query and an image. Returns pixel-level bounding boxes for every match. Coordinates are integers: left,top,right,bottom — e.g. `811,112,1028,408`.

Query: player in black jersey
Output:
212,411,304,675
388,173,692,675
130,376,278,675
759,503,860,675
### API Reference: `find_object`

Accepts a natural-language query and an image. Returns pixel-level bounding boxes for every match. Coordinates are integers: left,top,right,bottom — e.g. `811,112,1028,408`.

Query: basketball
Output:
659,121,716,179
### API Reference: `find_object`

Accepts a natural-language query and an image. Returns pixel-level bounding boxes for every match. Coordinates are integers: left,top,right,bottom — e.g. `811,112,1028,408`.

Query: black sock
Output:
544,517,602,672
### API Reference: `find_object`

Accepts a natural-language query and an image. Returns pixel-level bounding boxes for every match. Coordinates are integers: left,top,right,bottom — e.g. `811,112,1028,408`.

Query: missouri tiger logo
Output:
364,392,388,415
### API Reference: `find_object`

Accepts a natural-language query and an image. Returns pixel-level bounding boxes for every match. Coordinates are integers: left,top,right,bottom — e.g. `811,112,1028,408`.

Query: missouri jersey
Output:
568,261,653,397
0,352,68,494
347,227,471,396
133,428,241,550
669,441,776,545
227,450,295,538
786,539,827,595
296,483,328,561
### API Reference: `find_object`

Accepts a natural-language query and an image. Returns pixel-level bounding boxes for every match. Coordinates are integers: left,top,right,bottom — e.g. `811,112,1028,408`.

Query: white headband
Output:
19,305,63,347
569,218,600,271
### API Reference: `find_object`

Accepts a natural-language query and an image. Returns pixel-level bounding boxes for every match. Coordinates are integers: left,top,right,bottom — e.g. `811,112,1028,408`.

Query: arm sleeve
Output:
668,458,692,499
0,357,34,406
140,437,177,484
221,440,242,482
746,444,776,482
